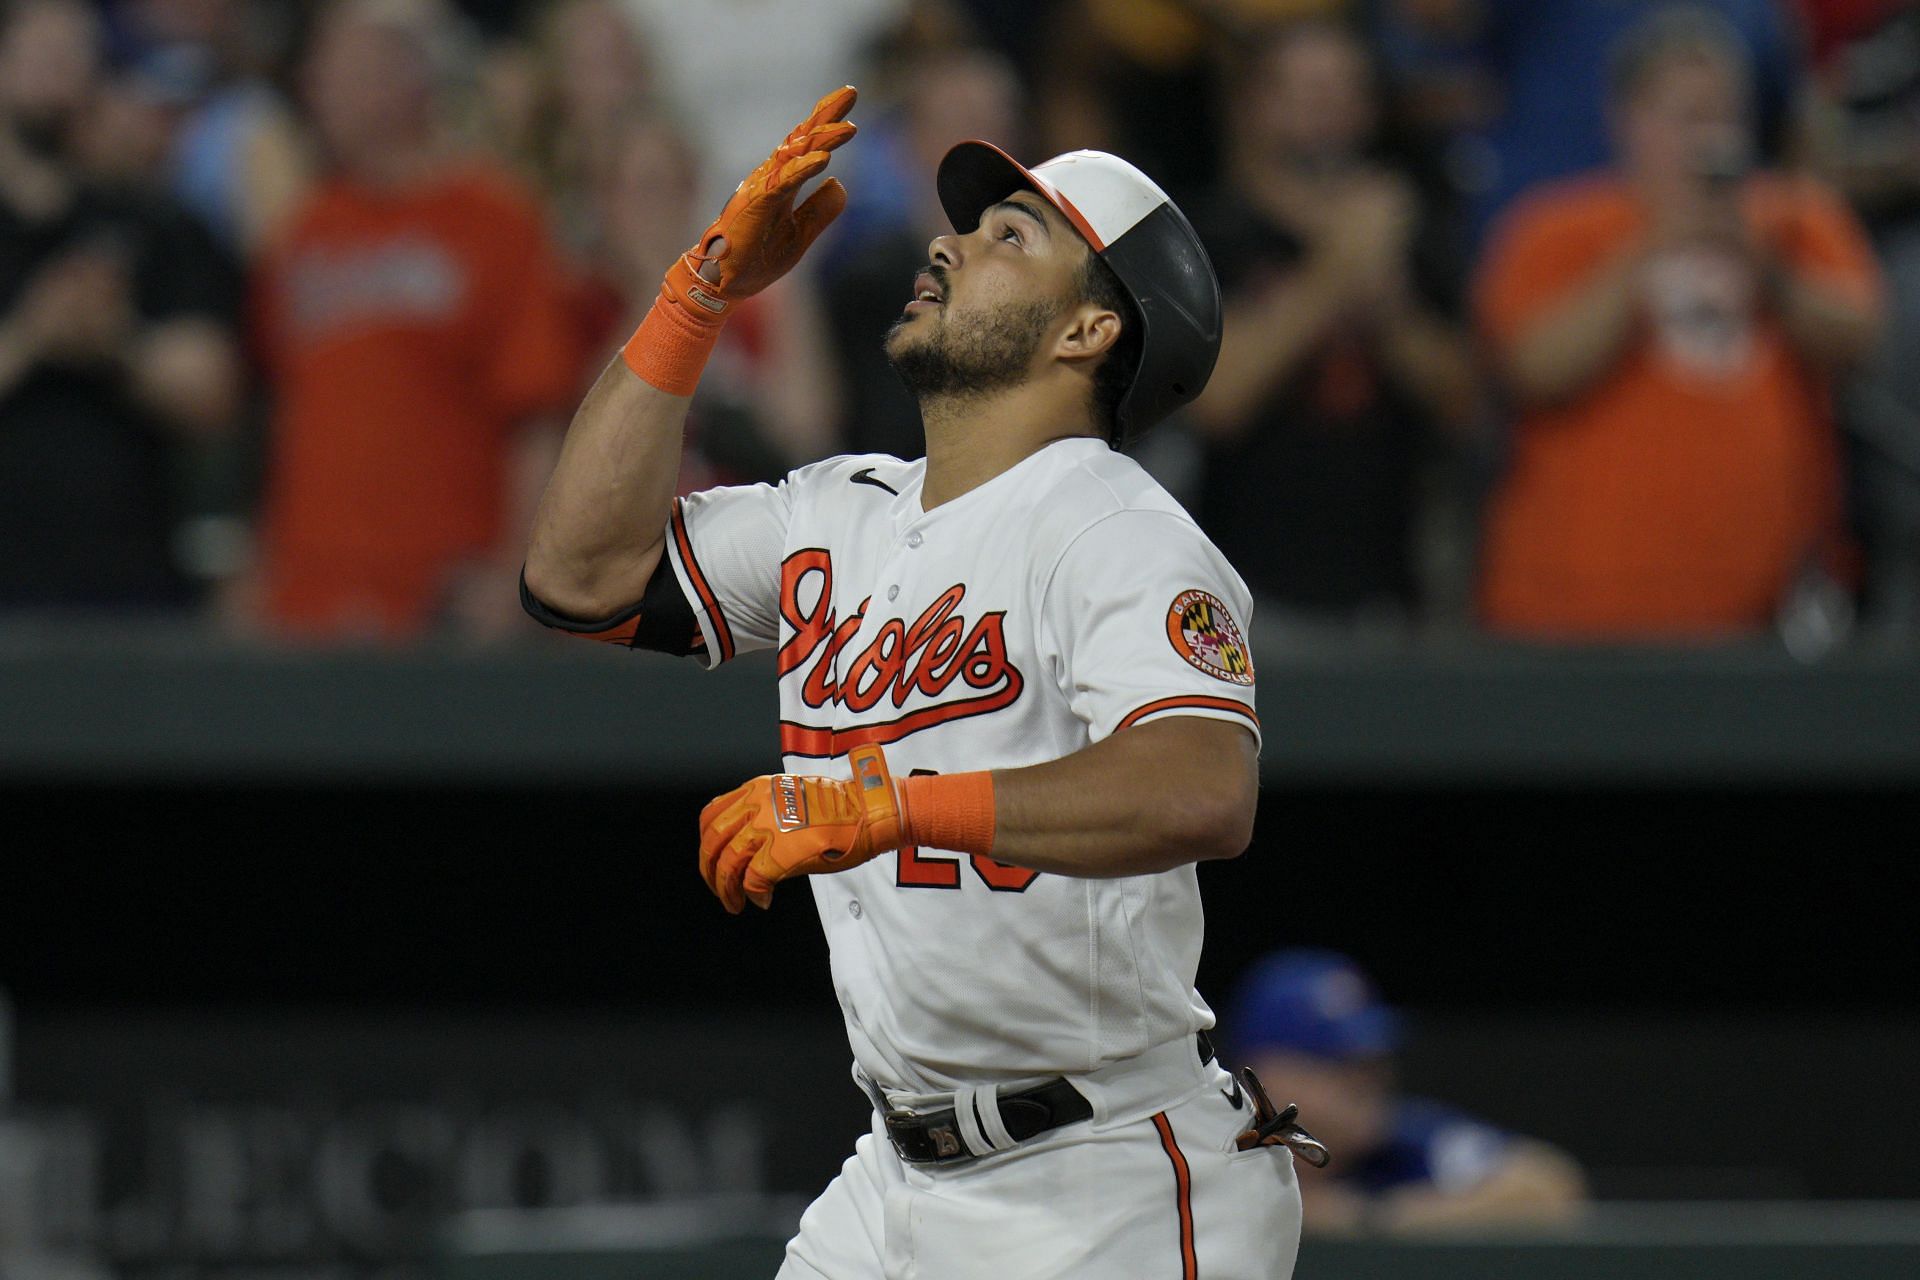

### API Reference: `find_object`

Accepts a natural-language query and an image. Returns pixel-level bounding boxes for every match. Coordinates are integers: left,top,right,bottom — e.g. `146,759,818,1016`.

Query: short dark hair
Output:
1608,5,1750,105
1075,250,1142,444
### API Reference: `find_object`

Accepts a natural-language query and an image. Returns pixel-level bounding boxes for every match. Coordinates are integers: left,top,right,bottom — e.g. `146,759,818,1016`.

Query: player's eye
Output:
999,224,1022,244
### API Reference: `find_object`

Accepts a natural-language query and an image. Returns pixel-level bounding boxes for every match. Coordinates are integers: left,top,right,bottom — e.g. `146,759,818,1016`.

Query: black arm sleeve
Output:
518,554,705,658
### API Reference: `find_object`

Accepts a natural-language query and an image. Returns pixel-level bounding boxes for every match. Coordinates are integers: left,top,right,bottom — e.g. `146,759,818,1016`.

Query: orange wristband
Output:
620,269,727,396
896,770,997,856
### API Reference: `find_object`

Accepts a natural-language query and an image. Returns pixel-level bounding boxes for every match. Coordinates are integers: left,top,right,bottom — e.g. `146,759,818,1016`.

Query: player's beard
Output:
884,297,1059,401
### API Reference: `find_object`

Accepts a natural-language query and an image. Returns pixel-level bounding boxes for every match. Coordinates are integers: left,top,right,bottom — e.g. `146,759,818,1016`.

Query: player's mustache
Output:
913,264,951,302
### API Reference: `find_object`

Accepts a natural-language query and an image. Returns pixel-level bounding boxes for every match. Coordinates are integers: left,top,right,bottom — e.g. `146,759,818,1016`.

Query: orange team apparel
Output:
1474,172,1883,637
255,165,583,638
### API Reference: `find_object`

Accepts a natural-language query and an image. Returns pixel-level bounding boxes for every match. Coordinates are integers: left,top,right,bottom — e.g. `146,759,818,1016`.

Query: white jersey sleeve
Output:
665,479,793,668
1036,508,1260,747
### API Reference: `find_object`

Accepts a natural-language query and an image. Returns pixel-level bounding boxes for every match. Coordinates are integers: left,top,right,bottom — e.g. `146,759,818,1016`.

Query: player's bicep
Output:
522,478,792,664
1039,511,1260,748
1112,715,1260,820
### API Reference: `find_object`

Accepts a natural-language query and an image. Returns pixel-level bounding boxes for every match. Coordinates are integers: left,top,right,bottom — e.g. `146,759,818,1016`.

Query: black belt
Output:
879,1032,1216,1166
883,1078,1092,1164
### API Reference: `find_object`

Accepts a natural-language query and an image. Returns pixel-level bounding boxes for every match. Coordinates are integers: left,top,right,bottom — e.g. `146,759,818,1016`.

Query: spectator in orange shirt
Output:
246,0,582,642
1474,7,1884,639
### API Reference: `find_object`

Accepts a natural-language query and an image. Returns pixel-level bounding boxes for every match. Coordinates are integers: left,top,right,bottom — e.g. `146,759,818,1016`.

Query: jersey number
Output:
895,770,1039,892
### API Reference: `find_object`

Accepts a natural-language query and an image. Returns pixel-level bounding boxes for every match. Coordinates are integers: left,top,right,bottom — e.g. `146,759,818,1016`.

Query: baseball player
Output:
522,86,1312,1278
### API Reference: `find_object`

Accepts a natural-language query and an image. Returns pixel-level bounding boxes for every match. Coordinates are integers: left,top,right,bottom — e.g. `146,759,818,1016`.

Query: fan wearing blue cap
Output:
1227,949,1587,1234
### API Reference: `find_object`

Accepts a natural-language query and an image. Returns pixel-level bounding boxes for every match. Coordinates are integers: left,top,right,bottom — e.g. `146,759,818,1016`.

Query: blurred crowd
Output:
2,0,1917,650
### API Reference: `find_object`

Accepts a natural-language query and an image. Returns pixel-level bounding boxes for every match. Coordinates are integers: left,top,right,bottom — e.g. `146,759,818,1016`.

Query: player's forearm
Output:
527,88,855,621
986,717,1259,877
522,357,690,618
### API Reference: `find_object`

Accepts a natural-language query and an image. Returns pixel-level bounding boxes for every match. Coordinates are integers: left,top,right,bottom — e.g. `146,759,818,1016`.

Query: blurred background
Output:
1,0,1918,1276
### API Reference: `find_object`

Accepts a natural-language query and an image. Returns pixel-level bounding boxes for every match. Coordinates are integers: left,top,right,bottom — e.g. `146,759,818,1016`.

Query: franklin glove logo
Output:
772,775,809,830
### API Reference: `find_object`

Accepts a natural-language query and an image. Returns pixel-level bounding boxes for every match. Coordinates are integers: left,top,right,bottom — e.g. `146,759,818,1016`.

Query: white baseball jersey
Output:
660,436,1260,1096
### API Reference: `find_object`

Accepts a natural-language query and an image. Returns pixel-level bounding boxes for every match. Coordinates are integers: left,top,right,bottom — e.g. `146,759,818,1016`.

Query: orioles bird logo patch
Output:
1166,590,1254,685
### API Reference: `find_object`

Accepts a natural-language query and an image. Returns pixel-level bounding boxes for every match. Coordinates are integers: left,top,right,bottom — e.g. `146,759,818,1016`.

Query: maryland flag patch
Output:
1166,589,1255,685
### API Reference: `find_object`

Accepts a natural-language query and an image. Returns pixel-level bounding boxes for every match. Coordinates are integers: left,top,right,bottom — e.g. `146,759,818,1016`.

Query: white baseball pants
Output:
776,1057,1302,1279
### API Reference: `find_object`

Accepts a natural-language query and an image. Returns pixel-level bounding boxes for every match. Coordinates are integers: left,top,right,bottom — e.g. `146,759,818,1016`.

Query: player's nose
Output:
929,234,959,272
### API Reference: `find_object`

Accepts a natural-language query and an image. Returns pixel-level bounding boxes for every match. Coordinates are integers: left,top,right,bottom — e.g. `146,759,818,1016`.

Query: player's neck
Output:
918,387,1101,510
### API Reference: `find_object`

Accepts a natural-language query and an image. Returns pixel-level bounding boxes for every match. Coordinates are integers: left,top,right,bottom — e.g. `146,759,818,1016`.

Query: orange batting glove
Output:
623,86,856,395
698,744,906,914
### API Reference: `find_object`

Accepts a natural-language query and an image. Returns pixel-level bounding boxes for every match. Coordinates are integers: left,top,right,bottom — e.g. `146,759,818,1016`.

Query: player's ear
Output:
1054,303,1122,366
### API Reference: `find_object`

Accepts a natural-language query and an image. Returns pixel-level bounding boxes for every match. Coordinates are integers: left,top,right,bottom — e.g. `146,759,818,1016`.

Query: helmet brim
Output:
936,140,1109,252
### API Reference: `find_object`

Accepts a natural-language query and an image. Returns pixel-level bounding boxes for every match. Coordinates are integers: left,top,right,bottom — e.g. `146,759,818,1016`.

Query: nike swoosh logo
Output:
1222,1078,1244,1109
850,467,899,496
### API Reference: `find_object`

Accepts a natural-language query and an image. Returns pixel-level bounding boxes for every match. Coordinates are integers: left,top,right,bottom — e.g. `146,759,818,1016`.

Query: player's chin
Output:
883,314,933,356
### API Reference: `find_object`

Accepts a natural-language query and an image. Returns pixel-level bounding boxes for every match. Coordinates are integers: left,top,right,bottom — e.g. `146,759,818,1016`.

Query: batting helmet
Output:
936,142,1222,440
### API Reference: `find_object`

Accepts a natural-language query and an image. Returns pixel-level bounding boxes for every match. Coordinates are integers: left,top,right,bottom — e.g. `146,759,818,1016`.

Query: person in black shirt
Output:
0,0,241,613
1187,20,1477,629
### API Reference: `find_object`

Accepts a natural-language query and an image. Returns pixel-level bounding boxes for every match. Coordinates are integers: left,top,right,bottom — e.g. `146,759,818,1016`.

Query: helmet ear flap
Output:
1096,200,1222,442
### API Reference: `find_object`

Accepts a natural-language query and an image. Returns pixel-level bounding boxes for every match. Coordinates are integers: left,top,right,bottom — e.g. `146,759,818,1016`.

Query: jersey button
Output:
848,900,863,919
906,531,924,549
887,585,899,601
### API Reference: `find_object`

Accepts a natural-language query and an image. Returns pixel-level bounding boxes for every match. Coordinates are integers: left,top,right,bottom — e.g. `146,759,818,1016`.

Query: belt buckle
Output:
884,1104,967,1163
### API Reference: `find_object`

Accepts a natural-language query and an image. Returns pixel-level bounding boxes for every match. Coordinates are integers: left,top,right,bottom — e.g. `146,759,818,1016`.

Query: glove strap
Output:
620,254,729,396
846,744,905,851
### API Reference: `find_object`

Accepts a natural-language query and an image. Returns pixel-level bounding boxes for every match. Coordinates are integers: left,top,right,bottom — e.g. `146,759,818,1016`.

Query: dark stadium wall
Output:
4,782,1910,1012
2,780,1916,1231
